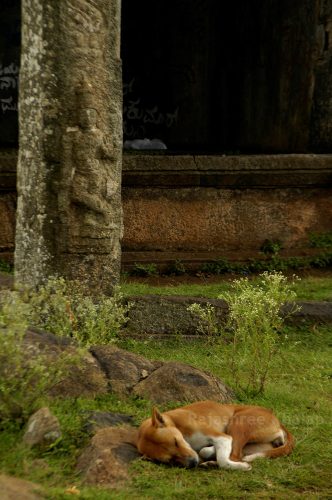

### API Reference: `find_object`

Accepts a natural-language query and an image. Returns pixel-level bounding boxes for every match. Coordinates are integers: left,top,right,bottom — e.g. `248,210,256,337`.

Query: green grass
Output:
0,326,331,498
121,276,332,302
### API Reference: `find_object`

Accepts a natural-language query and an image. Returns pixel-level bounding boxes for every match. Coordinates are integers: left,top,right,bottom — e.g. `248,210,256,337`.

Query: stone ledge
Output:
125,295,332,336
123,153,332,188
2,152,332,192
121,248,327,272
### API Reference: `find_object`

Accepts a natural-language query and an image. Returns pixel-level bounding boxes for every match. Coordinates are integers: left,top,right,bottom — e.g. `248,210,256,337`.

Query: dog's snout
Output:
185,456,199,468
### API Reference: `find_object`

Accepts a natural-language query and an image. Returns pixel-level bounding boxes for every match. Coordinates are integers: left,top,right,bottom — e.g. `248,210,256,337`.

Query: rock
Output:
22,329,234,405
282,301,332,325
23,407,61,448
90,345,161,395
76,426,139,486
125,295,228,336
0,474,43,500
133,361,234,404
24,328,109,398
82,411,135,435
49,350,109,398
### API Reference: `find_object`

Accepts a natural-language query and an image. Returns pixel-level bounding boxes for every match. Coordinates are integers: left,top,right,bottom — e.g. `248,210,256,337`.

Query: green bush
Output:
187,302,219,344
189,272,299,396
27,277,130,347
130,263,159,277
0,276,130,423
0,291,71,423
309,231,332,248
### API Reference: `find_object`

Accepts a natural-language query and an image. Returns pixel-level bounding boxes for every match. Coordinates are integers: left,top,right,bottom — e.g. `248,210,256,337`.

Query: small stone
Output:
76,426,139,486
23,407,61,448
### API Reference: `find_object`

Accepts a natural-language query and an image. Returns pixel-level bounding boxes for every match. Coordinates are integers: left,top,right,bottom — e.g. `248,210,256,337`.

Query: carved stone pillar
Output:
15,0,123,293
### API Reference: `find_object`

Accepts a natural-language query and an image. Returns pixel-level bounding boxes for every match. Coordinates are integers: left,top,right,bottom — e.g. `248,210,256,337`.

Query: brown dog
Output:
137,400,294,470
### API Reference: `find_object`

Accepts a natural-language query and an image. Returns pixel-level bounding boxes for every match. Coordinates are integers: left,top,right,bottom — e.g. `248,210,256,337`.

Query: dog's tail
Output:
265,425,295,458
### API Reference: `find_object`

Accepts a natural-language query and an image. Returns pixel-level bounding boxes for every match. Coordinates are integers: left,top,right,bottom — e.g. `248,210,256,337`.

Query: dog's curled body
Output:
137,400,294,470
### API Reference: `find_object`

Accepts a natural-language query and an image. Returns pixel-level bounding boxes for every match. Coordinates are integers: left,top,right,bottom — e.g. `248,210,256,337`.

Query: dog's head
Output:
137,407,199,468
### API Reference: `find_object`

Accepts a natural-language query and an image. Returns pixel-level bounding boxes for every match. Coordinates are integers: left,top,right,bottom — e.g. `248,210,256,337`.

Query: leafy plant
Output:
219,272,299,396
260,239,283,255
189,272,300,396
0,291,73,423
309,231,332,248
187,302,220,344
130,263,159,277
0,260,13,273
27,277,130,347
201,258,233,275
167,259,187,275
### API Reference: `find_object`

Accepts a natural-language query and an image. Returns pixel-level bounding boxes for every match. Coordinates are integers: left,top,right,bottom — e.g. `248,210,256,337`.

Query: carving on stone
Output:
16,0,122,291
59,78,116,250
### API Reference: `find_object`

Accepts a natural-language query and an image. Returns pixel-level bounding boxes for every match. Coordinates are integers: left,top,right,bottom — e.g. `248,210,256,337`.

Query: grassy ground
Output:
0,325,331,499
120,274,332,302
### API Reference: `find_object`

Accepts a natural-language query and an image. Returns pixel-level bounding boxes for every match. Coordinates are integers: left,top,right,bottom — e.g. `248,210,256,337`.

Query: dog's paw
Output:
243,452,265,463
241,462,252,471
199,460,218,468
234,461,252,471
199,446,216,461
221,460,252,471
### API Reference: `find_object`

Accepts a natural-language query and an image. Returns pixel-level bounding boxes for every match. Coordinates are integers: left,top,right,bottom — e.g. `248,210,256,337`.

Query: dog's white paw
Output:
218,460,252,471
243,452,265,463
199,446,216,461
199,460,218,468
233,461,252,471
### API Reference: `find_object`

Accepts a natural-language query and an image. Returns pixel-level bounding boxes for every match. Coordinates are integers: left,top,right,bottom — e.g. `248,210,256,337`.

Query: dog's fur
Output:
137,400,294,470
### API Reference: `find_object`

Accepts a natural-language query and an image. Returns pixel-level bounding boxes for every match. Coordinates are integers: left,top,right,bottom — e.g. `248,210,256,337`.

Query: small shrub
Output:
309,231,332,248
189,272,299,396
130,263,158,277
0,291,72,423
187,302,220,344
28,277,130,347
260,239,283,255
201,258,232,275
0,260,13,273
219,272,299,396
168,259,187,275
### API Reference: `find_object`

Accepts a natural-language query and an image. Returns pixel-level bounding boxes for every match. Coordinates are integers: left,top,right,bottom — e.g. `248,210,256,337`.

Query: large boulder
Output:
20,329,234,405
76,426,139,487
90,345,161,394
133,361,234,404
82,411,135,435
24,328,109,398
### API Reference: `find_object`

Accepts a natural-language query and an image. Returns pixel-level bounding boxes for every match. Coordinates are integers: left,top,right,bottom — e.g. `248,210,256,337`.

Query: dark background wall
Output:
0,0,330,153
0,0,20,146
122,0,327,153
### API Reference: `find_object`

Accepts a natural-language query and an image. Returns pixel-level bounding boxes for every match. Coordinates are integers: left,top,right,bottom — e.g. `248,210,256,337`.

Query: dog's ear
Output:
152,407,166,428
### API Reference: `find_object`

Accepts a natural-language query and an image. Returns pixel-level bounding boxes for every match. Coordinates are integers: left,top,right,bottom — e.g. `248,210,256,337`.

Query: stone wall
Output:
122,154,332,262
2,152,332,267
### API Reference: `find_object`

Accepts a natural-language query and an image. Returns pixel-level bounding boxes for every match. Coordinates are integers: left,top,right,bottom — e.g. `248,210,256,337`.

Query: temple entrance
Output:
121,0,328,153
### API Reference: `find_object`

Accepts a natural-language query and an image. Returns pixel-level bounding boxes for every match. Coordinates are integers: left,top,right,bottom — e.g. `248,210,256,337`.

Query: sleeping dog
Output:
137,400,294,470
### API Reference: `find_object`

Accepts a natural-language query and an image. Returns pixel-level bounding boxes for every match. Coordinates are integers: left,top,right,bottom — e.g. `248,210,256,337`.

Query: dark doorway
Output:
0,0,20,146
121,0,319,153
